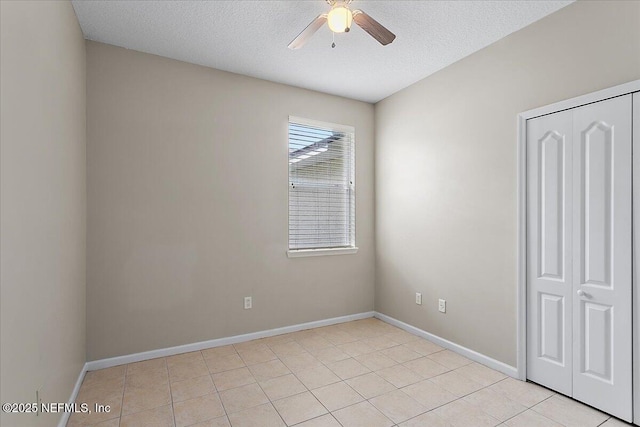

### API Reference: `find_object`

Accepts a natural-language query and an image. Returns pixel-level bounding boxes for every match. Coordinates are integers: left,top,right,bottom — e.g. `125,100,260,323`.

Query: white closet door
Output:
527,109,573,395
572,94,632,421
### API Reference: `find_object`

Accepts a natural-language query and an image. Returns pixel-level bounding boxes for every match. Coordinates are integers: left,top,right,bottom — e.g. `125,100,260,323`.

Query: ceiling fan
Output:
288,0,396,49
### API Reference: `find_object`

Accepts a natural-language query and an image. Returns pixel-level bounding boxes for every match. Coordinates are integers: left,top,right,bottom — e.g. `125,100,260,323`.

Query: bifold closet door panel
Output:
571,94,632,422
526,109,573,396
526,93,634,422
633,92,640,427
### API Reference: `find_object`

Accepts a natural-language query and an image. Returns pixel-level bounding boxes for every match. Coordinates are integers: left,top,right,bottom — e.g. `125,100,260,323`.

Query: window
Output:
288,116,356,255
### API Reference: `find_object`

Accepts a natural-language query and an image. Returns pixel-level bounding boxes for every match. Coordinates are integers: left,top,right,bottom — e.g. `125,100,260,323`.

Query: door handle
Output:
577,289,586,297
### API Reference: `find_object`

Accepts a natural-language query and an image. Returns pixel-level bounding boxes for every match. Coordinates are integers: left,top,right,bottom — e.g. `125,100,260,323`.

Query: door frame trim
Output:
633,92,640,425
516,79,640,383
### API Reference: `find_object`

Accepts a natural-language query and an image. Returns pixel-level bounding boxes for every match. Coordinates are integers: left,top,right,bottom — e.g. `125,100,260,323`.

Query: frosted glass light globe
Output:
327,6,353,33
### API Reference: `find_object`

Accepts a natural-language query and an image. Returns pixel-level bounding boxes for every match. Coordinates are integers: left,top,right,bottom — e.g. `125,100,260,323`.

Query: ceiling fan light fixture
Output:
327,6,353,33
288,0,395,50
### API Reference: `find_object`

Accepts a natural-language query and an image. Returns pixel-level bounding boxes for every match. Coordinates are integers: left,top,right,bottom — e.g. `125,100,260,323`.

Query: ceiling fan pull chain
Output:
332,31,336,48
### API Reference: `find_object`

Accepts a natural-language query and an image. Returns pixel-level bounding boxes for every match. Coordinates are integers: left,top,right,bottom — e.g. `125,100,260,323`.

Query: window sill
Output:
287,247,359,258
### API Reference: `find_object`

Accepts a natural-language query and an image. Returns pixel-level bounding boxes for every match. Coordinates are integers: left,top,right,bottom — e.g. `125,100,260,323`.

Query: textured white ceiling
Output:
71,0,572,103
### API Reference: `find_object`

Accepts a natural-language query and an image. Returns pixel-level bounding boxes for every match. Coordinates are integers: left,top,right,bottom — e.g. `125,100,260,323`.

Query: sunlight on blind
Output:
288,118,355,250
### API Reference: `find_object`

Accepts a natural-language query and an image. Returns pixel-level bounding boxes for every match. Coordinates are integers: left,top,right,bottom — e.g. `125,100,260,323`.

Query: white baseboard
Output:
58,362,88,427
374,312,518,378
85,311,375,371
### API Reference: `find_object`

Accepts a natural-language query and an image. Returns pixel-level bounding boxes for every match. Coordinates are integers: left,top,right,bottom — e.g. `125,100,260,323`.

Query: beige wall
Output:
86,42,375,361
374,0,640,367
2,0,632,396
0,1,86,426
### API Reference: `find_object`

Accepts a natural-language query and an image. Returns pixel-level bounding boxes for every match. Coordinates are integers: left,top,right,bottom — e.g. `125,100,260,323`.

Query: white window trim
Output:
287,247,359,258
287,116,356,257
289,116,355,134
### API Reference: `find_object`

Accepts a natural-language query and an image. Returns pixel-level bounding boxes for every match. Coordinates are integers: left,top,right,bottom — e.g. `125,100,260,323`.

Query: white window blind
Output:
288,116,355,251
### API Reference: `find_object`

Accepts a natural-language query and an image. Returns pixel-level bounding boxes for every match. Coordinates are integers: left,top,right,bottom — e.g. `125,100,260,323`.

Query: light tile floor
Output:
68,318,633,427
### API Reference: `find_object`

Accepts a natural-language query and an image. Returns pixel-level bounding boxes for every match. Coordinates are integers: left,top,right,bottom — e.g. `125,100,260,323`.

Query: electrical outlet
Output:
438,299,446,313
244,296,252,310
415,293,422,305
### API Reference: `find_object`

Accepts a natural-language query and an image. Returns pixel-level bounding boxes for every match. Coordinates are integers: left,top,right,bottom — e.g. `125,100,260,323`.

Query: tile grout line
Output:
119,359,174,425
262,328,444,425
117,368,126,426
272,337,416,425
499,392,557,425
248,357,289,427
77,323,422,426
310,330,393,426
260,326,389,426
165,357,176,427
207,376,232,427
210,371,234,427
389,367,536,426
81,319,580,427
251,328,421,424
218,340,422,425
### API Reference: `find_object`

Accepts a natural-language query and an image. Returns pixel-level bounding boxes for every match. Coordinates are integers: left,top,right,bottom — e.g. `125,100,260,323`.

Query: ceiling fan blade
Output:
288,14,328,50
352,10,396,46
